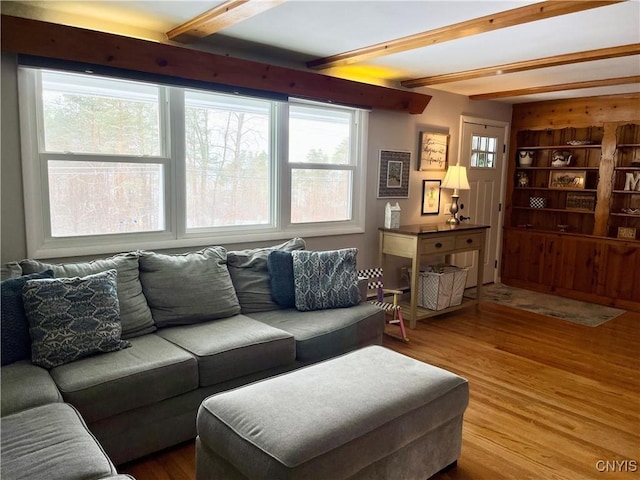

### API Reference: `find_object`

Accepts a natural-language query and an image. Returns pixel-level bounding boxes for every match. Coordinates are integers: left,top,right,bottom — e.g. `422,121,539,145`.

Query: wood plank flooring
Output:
121,302,640,480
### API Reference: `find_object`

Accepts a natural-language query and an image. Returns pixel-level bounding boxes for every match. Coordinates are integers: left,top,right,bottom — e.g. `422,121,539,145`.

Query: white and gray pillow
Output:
292,248,361,312
22,269,131,369
19,253,155,339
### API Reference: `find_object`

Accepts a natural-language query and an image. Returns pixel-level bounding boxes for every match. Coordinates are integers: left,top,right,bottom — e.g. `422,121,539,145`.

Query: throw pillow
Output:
266,250,296,308
227,238,306,313
22,269,131,369
20,252,155,339
138,247,241,327
292,248,361,312
1,270,54,366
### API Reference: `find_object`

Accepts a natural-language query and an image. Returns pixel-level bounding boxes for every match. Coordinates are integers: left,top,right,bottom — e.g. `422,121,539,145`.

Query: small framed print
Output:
617,227,637,240
421,180,441,215
377,149,411,198
549,170,586,189
418,131,448,171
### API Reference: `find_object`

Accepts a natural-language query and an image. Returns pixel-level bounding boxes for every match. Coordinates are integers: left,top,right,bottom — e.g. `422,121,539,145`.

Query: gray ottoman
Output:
196,345,469,480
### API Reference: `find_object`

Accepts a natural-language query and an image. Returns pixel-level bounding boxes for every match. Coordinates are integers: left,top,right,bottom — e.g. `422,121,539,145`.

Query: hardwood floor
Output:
121,302,640,480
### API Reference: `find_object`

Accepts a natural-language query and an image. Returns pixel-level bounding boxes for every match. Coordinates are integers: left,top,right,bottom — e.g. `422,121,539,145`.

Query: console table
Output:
379,223,489,328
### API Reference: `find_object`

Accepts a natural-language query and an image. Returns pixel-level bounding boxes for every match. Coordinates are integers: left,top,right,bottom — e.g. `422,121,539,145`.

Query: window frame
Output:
18,67,367,258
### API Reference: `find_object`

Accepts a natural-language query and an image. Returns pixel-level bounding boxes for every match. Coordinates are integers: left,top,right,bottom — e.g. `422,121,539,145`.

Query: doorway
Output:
455,116,508,286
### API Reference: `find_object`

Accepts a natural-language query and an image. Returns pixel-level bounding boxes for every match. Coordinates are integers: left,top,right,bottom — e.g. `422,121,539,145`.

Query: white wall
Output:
0,52,512,279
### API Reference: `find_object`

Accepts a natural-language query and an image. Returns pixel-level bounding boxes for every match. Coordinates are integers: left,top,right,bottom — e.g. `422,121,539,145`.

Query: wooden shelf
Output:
518,144,601,150
613,190,640,194
513,206,594,214
611,212,640,218
516,166,600,171
514,187,597,192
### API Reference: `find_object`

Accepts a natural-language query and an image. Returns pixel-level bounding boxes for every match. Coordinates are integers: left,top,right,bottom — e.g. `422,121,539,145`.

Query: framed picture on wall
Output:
418,131,448,171
421,180,441,215
378,149,411,198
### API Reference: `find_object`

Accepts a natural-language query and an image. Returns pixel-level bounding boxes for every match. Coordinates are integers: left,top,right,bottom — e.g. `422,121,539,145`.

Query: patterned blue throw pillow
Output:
292,249,361,311
0,270,54,366
22,269,130,369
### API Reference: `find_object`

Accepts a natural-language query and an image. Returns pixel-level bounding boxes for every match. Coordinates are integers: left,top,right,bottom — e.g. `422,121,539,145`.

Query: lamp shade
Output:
441,165,470,190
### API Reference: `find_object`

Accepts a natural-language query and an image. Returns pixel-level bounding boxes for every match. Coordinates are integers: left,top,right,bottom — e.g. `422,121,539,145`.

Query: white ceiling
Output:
2,0,640,104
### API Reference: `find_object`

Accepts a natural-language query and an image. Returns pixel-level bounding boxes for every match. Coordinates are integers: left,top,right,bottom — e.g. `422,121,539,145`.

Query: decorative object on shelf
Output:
551,150,573,167
549,170,586,189
529,196,546,208
418,131,448,171
617,227,637,240
517,172,529,187
441,164,470,225
384,202,401,229
377,149,410,198
623,172,640,191
566,192,596,211
421,179,441,215
622,208,640,215
518,150,534,167
566,140,592,145
557,224,569,232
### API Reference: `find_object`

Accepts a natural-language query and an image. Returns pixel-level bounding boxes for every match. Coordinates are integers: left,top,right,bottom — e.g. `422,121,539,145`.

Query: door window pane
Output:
470,134,498,168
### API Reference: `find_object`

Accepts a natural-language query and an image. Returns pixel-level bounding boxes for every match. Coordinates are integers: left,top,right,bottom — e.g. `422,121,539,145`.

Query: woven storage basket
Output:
417,265,468,311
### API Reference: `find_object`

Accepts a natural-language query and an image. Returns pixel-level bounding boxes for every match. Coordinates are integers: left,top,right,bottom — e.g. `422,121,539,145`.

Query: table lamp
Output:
441,164,470,225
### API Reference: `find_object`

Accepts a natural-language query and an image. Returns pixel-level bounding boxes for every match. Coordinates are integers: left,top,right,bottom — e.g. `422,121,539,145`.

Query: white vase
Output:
518,150,534,167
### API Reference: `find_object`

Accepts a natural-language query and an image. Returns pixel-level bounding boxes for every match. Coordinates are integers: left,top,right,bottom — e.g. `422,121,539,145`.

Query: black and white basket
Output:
529,196,546,208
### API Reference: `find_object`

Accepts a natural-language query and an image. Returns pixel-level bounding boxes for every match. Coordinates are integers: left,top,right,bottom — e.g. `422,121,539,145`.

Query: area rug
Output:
470,283,625,327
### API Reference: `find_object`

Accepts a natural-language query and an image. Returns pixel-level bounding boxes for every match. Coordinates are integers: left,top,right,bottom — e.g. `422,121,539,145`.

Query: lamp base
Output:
447,194,461,225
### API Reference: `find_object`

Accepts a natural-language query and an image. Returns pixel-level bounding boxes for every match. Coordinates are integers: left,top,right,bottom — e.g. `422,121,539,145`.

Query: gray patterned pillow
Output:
20,253,155,339
292,248,361,311
22,269,131,369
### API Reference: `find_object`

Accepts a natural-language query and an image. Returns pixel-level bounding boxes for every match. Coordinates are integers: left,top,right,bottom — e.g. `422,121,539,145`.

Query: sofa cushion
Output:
267,250,296,308
22,270,131,369
292,248,361,312
227,238,305,313
1,403,118,480
139,247,240,327
1,270,54,366
248,303,385,362
157,315,295,387
50,334,198,423
0,360,63,416
20,252,155,339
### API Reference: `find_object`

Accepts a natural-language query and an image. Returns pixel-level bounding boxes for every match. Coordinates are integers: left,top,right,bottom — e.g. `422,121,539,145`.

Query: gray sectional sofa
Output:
0,238,385,476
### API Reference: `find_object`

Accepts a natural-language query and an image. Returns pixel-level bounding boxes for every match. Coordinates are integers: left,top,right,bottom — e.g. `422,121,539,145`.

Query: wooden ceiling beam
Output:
307,1,624,70
469,75,640,101
402,44,640,88
167,0,287,44
0,15,431,114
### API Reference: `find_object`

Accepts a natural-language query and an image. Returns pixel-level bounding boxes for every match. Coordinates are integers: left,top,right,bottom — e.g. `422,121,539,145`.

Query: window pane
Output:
289,105,351,164
291,169,352,223
42,71,161,155
48,161,164,237
185,91,271,229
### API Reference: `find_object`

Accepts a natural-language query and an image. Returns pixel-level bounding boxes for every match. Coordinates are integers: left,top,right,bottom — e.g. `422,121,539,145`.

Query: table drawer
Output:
455,232,485,250
420,236,455,254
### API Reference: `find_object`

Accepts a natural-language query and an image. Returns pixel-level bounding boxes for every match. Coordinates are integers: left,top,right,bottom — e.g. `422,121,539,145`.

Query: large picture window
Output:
19,67,367,257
